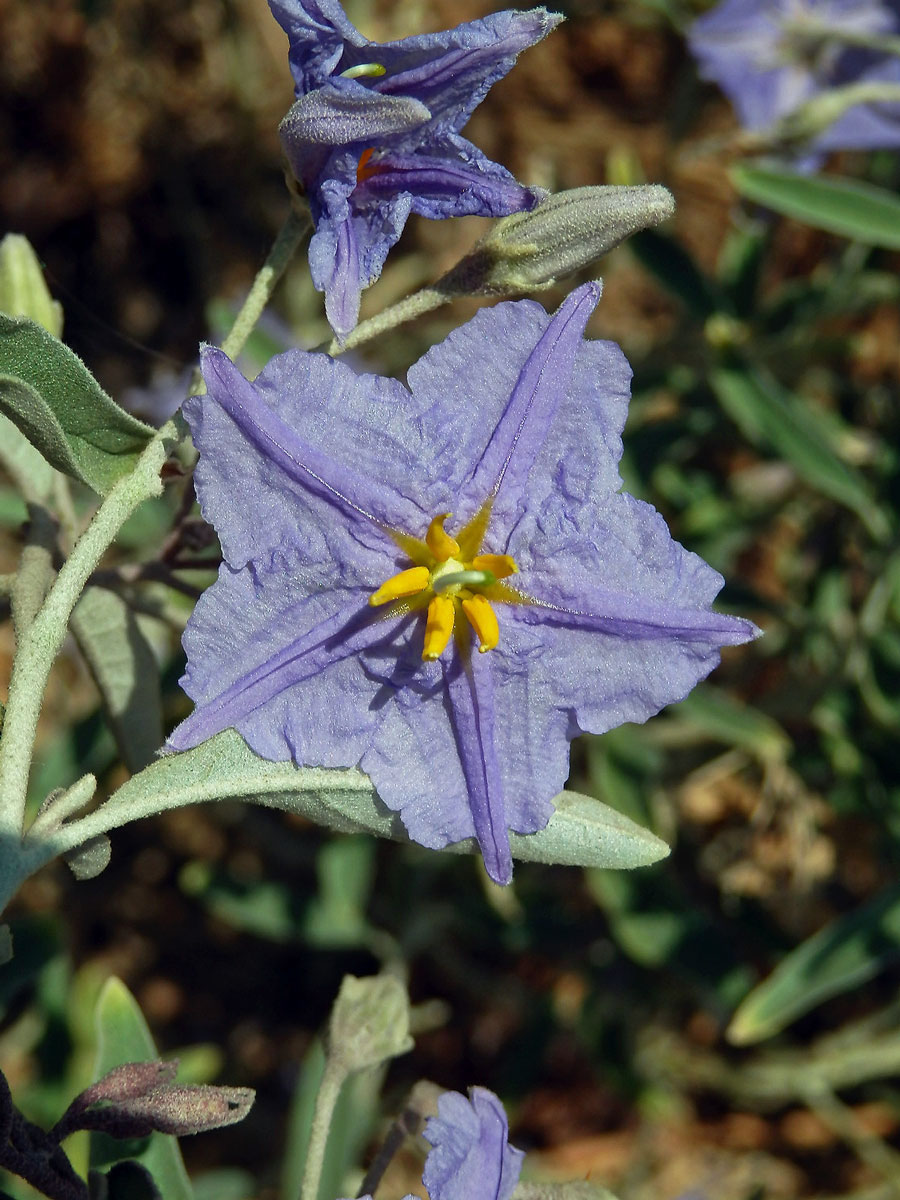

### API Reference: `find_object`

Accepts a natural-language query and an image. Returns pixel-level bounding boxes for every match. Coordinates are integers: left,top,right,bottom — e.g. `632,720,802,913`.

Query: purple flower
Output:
268,0,560,336
688,0,900,155
167,283,758,885
349,1087,521,1200
422,1087,523,1200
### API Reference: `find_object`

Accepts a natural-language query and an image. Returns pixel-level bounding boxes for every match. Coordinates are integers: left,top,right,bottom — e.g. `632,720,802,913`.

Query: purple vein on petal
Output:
200,347,415,529
466,283,601,512
513,586,760,645
168,601,410,752
357,154,533,212
442,645,512,885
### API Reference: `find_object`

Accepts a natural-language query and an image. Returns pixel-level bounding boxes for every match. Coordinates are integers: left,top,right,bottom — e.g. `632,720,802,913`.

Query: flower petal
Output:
267,0,367,94
169,584,399,754
441,647,512,885
308,175,413,339
372,8,562,131
462,282,601,518
423,1088,523,1200
194,347,423,550
357,144,540,218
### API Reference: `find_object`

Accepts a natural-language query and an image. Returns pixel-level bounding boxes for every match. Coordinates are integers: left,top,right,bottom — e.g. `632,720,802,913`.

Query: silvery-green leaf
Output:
0,316,153,496
72,587,164,772
65,834,112,881
77,730,669,871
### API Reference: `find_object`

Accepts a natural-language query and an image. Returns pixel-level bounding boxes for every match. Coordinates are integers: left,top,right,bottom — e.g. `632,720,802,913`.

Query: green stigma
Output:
431,569,497,594
341,62,387,79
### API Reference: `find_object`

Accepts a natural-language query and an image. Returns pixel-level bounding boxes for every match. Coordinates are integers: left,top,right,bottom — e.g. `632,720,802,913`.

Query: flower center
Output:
368,510,518,660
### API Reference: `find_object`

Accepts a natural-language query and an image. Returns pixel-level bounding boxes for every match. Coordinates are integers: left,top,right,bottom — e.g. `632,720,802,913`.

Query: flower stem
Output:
797,23,900,60
220,206,312,362
189,204,312,394
327,285,449,356
298,1056,346,1200
0,419,180,848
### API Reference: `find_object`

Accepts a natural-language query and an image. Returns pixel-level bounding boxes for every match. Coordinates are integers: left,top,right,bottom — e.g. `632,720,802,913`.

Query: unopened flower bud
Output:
0,233,63,336
442,185,675,296
327,974,413,1074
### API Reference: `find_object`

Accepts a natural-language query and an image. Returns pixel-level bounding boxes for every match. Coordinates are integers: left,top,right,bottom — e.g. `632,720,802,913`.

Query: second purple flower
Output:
268,0,559,337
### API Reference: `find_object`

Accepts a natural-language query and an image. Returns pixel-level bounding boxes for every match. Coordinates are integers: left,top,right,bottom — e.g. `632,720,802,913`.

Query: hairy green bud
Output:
442,185,675,296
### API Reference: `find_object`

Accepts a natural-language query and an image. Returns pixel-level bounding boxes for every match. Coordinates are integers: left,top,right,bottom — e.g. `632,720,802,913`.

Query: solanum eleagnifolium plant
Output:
0,0,801,1196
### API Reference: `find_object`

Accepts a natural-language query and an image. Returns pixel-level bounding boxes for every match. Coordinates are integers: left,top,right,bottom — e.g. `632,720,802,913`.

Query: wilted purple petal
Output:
268,0,557,334
372,9,562,131
423,1087,523,1200
267,0,364,93
358,148,540,219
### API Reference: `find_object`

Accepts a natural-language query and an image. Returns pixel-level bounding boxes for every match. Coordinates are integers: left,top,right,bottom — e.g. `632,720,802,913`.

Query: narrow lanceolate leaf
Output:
0,316,153,496
92,978,193,1200
71,587,164,772
728,884,900,1045
731,165,900,250
710,366,889,540
82,730,669,871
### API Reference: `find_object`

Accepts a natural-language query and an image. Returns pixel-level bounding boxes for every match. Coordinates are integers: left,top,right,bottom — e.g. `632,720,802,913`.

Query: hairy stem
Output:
327,285,449,356
298,1057,346,1200
189,204,312,394
0,419,179,849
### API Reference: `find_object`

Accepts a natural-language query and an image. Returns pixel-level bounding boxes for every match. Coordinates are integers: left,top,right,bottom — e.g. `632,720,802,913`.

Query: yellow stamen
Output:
461,594,499,653
425,513,461,562
471,554,517,580
369,565,429,607
423,595,455,660
456,498,493,561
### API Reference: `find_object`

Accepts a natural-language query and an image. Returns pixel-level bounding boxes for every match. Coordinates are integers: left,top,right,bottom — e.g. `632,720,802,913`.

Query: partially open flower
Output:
269,0,559,337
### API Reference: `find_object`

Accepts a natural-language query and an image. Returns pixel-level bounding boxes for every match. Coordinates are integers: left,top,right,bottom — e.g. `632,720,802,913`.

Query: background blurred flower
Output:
688,0,900,157
269,0,559,337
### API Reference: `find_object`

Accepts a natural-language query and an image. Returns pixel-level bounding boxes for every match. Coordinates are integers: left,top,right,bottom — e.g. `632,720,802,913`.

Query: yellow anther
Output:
425,513,461,562
423,595,455,660
471,554,517,580
461,594,499,653
369,566,430,607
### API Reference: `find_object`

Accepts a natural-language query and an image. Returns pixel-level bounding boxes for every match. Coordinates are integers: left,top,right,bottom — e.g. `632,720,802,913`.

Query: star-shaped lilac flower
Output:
268,0,559,336
688,0,900,158
168,283,758,885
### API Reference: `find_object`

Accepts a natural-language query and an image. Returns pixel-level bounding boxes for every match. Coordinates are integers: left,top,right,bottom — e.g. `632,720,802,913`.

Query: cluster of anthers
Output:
369,507,521,660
